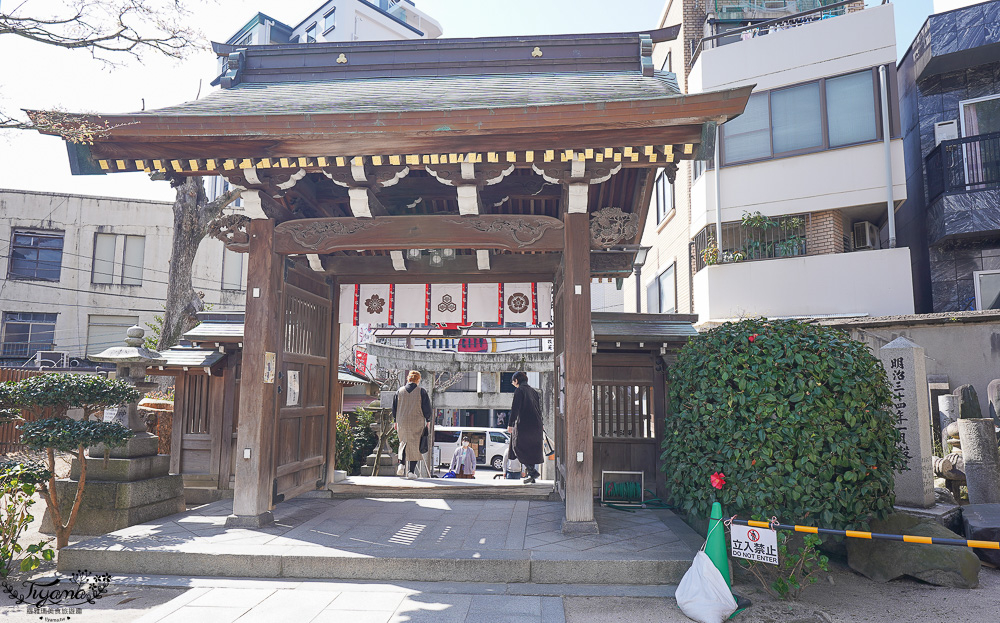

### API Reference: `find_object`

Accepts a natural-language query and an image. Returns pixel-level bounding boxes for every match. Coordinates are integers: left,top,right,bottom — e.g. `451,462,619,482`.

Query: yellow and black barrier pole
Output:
731,518,1000,550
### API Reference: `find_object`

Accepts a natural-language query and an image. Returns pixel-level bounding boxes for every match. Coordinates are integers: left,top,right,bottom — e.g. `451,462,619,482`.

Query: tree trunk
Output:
158,176,240,350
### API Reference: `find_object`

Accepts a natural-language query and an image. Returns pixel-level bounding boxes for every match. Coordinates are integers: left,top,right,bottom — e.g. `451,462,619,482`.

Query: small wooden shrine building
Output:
43,28,750,531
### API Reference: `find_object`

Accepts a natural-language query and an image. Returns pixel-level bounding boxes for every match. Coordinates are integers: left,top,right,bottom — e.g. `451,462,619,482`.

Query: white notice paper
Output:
287,370,300,406
730,524,779,565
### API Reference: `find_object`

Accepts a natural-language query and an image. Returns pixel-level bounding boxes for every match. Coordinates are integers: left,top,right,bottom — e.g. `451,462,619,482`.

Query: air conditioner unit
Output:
934,120,959,145
853,221,880,251
34,351,68,368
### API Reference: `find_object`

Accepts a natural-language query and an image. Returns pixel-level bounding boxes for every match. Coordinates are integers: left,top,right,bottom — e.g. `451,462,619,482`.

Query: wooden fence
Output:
1,369,50,454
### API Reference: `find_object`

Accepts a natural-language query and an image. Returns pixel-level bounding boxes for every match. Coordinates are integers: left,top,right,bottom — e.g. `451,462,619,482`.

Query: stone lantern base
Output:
41,433,185,535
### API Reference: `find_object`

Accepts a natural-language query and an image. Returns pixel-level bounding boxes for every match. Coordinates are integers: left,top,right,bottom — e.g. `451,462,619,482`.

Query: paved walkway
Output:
58,496,700,583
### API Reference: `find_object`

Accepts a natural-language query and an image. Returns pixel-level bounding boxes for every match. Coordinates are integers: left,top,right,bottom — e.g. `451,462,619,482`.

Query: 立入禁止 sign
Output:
730,524,778,565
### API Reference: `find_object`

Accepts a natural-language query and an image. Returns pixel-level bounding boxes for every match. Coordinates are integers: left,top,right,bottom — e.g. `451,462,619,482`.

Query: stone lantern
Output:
43,325,185,535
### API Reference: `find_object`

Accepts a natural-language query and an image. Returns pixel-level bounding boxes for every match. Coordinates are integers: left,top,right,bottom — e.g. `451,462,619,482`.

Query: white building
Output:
0,189,247,366
221,0,441,49
633,1,913,326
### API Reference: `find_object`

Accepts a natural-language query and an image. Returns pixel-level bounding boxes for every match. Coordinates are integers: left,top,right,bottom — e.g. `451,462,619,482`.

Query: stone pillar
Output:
955,384,983,419
879,337,935,509
43,326,185,535
958,419,1000,504
939,395,959,453
228,219,281,528
988,379,1000,427
539,370,556,482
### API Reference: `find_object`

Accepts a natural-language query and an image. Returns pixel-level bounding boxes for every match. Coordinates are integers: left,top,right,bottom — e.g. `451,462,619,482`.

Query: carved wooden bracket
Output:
532,161,622,185
323,164,409,190
273,214,564,254
208,213,252,253
590,207,639,249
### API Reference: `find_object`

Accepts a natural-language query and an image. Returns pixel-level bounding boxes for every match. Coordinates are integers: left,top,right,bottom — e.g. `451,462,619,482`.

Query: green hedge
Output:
661,319,907,530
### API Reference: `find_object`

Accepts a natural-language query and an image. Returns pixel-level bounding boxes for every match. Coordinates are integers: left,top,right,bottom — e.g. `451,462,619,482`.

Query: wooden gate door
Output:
591,353,665,497
273,264,333,502
171,371,225,484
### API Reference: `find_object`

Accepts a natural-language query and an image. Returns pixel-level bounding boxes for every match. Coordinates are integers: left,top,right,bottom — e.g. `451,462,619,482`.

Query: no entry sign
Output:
730,524,779,565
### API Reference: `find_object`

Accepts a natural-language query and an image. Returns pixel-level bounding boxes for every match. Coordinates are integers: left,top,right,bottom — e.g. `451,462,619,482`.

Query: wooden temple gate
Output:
43,29,750,530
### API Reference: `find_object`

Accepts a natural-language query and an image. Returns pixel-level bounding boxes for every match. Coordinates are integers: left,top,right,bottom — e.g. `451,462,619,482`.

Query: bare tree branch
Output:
0,0,206,63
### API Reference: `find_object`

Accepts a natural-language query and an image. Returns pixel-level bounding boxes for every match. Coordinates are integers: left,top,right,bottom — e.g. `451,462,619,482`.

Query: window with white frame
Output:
974,270,1000,310
92,233,145,285
8,230,63,281
86,315,139,355
305,23,317,43
324,8,336,33
221,247,245,291
1,312,56,358
656,264,676,313
655,169,675,224
722,68,884,165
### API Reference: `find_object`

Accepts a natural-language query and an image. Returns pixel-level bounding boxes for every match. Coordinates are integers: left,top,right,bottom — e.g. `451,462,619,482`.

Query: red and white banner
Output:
339,282,552,326
354,348,368,375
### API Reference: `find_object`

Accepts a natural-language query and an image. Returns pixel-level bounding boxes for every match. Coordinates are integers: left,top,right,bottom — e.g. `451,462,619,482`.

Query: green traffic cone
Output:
706,501,731,587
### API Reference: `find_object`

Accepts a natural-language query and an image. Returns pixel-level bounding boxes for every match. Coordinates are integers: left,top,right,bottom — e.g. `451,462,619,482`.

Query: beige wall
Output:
629,0,695,313
693,247,915,324
0,189,246,360
838,317,1000,417
689,141,907,234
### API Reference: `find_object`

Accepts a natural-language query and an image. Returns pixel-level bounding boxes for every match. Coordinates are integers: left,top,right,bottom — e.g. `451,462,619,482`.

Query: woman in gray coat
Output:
392,370,431,479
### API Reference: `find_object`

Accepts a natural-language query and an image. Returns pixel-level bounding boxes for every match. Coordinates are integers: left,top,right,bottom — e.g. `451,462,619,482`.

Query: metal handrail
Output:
690,0,857,67
925,131,1000,202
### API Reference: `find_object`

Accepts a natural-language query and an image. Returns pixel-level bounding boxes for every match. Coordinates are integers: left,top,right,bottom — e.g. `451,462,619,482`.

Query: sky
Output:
0,0,935,203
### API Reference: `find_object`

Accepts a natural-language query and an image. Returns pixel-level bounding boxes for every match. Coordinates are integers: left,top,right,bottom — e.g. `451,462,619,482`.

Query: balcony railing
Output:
693,213,810,272
692,0,856,65
926,131,1000,202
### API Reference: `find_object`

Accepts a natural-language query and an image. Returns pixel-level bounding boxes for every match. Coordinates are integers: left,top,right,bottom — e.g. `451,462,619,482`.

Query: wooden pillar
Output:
227,219,281,527
326,278,344,486
561,208,597,533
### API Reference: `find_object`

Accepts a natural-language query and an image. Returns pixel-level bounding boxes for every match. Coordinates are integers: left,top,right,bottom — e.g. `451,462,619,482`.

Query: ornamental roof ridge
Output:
210,27,677,89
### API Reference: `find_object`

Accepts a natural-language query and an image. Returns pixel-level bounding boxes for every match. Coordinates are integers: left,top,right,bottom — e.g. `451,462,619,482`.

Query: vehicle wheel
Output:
491,455,504,471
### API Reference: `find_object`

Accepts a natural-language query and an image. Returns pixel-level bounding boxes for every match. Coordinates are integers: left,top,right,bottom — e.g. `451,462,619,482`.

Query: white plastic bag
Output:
675,550,738,623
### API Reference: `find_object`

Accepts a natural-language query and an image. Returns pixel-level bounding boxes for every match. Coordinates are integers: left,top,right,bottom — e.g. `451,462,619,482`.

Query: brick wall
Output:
806,210,845,256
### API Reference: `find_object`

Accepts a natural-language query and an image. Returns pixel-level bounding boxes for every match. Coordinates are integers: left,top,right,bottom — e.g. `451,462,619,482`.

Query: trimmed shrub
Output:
661,319,907,530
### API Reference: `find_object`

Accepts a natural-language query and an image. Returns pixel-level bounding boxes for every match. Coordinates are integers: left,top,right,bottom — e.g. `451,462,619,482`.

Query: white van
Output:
434,426,510,470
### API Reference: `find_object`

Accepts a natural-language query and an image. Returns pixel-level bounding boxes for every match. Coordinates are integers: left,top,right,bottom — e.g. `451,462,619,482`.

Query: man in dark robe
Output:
507,371,544,483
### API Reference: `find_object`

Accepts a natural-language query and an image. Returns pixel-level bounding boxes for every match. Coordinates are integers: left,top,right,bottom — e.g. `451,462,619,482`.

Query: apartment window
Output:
305,23,317,43
656,264,676,314
722,68,885,165
1,312,56,358
826,71,877,147
655,169,675,224
221,247,245,291
87,315,139,355
324,8,336,33
723,92,771,163
8,230,63,281
234,31,252,46
92,233,145,285
974,270,1000,310
771,82,823,154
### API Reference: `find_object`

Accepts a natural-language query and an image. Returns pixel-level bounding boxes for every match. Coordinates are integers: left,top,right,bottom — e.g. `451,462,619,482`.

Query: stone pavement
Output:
57,496,700,584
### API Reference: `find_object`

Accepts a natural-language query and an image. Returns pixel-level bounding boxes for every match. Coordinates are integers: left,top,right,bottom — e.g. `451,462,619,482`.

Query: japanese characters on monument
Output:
877,337,935,508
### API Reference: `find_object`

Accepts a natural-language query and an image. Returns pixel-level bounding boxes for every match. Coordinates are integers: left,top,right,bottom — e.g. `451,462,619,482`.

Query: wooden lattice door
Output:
273,265,333,502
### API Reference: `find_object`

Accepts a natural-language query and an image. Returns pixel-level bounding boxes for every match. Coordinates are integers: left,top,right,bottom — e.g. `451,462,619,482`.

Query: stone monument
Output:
42,326,185,534
879,337,935,509
988,378,1000,427
958,418,1000,505
938,394,959,452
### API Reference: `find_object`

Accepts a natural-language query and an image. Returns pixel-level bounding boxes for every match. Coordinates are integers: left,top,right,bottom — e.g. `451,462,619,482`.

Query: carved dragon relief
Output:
277,219,379,251
442,216,563,248
590,207,639,249
208,214,252,253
